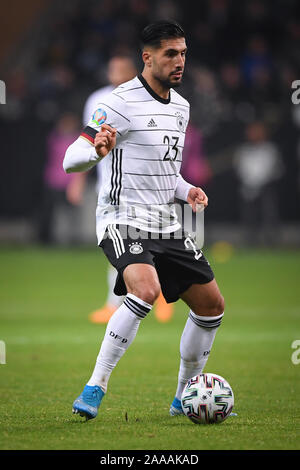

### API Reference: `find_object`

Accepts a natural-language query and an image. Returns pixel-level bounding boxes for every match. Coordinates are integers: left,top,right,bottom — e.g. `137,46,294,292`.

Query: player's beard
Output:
153,71,183,90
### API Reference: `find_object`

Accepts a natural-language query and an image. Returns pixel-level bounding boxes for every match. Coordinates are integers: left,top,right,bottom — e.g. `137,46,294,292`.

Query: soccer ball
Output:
181,373,234,424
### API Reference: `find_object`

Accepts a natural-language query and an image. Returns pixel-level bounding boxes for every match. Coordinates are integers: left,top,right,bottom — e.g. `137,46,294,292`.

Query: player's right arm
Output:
63,93,130,174
63,124,117,173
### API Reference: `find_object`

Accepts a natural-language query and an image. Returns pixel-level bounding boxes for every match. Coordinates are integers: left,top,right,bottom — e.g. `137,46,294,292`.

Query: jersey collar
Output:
138,74,171,104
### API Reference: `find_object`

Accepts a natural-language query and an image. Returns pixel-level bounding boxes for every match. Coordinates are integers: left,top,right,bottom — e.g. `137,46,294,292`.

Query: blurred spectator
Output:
241,35,273,86
218,61,254,125
208,0,230,27
190,21,217,67
83,54,137,126
154,0,180,21
283,20,300,69
219,62,245,103
37,112,82,244
189,64,223,136
181,123,212,188
77,54,138,201
233,121,284,245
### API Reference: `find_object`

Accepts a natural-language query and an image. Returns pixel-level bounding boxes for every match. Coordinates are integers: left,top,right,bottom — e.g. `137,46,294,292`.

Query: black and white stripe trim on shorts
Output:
124,295,151,319
189,311,223,329
107,224,125,259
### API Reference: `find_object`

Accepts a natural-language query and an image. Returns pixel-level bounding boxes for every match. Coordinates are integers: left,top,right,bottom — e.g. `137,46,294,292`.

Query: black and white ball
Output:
181,373,234,424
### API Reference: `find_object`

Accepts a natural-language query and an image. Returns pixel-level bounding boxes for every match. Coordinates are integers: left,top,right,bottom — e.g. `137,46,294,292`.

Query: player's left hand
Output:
187,187,208,212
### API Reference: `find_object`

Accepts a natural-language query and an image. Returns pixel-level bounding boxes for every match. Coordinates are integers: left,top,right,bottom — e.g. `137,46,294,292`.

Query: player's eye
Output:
166,51,176,57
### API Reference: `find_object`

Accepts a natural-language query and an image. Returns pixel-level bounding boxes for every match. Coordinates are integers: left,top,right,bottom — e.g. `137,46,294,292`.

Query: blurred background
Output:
0,0,300,248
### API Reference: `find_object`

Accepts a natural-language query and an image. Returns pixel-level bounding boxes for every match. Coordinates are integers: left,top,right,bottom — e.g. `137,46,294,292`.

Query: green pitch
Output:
0,245,299,450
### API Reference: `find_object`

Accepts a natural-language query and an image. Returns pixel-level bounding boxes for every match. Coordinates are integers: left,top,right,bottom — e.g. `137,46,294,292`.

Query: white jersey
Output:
80,75,191,243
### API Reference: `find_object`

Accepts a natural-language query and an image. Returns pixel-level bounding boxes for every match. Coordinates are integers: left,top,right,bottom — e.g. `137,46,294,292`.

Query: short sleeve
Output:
86,93,131,139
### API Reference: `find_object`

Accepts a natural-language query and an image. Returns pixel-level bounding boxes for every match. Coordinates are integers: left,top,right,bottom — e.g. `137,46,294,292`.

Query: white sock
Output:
175,310,224,400
106,265,124,308
87,293,152,392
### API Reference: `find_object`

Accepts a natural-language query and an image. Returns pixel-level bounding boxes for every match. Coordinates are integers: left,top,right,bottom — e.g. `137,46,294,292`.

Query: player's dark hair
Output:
140,20,185,50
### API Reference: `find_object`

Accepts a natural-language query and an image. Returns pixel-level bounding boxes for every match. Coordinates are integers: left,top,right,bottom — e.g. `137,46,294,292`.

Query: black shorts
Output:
99,224,214,303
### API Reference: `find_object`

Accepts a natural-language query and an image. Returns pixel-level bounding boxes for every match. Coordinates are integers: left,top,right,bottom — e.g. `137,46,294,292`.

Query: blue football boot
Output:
169,396,184,416
72,385,105,420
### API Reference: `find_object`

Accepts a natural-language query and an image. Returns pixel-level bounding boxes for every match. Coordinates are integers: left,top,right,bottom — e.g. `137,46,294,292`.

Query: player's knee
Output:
129,282,161,305
214,294,225,316
194,293,225,317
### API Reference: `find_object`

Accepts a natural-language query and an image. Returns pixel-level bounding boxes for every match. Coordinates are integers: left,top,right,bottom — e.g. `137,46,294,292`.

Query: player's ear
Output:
142,50,152,67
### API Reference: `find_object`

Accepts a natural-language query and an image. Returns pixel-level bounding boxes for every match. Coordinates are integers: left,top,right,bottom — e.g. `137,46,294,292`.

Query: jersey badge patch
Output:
176,112,185,132
92,108,107,126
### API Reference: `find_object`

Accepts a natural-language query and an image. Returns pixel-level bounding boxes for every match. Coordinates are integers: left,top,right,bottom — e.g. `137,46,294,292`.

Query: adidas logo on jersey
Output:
147,118,157,127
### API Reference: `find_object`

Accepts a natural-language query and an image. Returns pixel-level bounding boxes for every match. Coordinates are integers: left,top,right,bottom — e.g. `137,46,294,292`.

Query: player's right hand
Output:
95,123,117,158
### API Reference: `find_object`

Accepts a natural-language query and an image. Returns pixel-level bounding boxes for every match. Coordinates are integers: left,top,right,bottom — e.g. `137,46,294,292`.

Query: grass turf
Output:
0,245,299,450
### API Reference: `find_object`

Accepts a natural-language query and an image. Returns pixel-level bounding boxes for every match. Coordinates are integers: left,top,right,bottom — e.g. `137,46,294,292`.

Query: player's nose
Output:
177,55,185,68
174,63,183,74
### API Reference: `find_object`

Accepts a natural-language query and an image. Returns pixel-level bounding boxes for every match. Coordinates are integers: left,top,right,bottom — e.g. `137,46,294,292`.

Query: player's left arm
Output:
175,174,208,212
174,105,208,211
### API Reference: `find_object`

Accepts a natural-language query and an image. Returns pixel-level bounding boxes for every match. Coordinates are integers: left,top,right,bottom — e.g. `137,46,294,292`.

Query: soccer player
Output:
63,20,225,420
